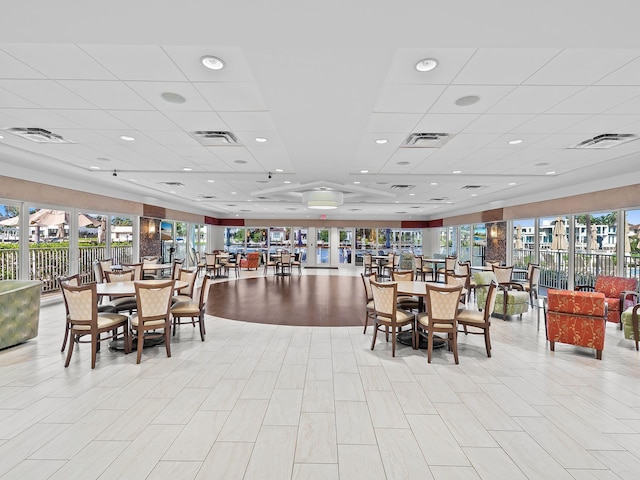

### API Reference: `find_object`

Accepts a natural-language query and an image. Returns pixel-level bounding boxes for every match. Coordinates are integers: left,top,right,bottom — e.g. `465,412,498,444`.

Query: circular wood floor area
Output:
205,275,364,327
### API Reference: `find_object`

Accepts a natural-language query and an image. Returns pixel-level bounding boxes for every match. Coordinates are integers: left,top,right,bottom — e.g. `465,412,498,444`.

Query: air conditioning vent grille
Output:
461,185,484,190
7,127,74,144
390,184,415,190
190,130,240,146
401,132,451,148
570,133,638,149
161,182,185,187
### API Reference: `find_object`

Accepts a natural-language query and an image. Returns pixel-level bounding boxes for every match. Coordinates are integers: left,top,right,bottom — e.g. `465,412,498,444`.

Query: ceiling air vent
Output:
7,127,74,144
570,133,638,149
190,130,240,146
390,184,415,191
430,197,449,202
200,195,217,199
461,185,484,190
161,182,185,187
401,132,450,148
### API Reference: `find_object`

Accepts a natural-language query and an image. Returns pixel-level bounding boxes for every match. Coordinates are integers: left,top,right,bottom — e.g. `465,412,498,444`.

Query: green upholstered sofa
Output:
0,280,41,349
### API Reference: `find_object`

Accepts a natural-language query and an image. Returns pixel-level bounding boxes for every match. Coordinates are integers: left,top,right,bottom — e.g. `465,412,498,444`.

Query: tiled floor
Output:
1,268,640,479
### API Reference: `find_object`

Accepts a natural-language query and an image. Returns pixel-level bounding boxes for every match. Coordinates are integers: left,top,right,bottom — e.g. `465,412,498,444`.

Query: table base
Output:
397,331,445,349
110,336,165,351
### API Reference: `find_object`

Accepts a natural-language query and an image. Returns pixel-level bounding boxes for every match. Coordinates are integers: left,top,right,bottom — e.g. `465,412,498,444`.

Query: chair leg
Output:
165,327,172,358
198,313,205,341
91,335,98,369
549,340,555,351
136,328,144,364
427,331,433,363
123,326,131,354
596,349,603,360
451,331,459,364
64,332,75,367
391,328,397,357
363,310,369,334
371,323,379,351
484,329,492,358
61,321,70,352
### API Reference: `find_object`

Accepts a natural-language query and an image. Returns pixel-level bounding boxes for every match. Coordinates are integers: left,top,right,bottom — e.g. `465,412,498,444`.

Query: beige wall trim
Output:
246,219,403,228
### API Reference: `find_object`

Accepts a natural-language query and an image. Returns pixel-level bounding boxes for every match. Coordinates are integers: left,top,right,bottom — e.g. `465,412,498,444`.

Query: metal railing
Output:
0,245,133,293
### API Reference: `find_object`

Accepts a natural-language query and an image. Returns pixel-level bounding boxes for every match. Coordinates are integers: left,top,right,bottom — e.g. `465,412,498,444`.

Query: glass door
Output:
339,228,352,264
316,228,330,264
293,228,307,264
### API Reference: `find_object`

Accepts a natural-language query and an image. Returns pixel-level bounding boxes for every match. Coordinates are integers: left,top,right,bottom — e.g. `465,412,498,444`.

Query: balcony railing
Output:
0,245,133,294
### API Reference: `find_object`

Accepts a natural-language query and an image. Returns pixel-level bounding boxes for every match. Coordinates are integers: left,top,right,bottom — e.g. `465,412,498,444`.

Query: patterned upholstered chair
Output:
576,276,638,328
621,304,640,350
546,289,607,360
474,271,529,320
239,252,260,270
0,280,41,350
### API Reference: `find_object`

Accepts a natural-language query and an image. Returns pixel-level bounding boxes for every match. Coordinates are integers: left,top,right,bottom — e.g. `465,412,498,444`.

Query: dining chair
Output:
58,273,80,353
391,270,421,312
416,283,463,364
131,279,175,364
170,275,210,341
279,251,292,275
291,252,302,275
122,262,143,281
436,255,457,282
457,261,476,301
142,255,162,279
369,279,416,356
363,253,378,276
360,272,377,334
60,282,130,369
263,252,278,275
414,255,433,282
492,265,514,285
205,253,221,278
97,258,113,281
380,253,395,278
522,264,540,306
104,269,138,314
171,258,185,279
230,252,242,277
457,280,498,357
445,271,470,306
171,268,198,304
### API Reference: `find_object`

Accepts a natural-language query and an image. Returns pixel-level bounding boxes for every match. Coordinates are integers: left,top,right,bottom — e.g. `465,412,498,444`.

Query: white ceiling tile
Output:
0,87,40,108
143,130,201,146
384,48,476,84
3,44,116,80
603,94,640,115
429,85,515,114
162,45,256,82
453,48,560,85
194,82,268,111
442,133,501,149
107,110,178,130
0,48,45,78
208,146,254,162
463,114,535,133
0,79,95,109
59,80,153,110
560,114,640,134
412,113,479,134
387,148,437,164
2,108,82,129
488,85,584,114
510,114,589,134
163,111,229,132
79,45,187,81
526,49,640,85
530,133,588,149
597,56,640,86
374,84,446,113
235,132,284,150
547,86,640,114
483,133,550,149
125,81,212,111
365,113,423,133
54,109,130,130
219,112,276,131
53,128,114,144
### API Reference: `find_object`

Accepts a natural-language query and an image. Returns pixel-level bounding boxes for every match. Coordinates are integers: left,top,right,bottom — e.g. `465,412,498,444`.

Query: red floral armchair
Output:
576,276,638,326
547,289,607,360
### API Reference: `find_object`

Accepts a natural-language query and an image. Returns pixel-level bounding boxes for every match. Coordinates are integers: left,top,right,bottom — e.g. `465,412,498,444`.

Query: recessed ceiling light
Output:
415,58,438,72
161,92,186,104
183,167,193,171
169,190,176,194
353,181,360,184
397,161,410,166
409,193,415,196
508,182,517,186
284,181,291,184
375,138,388,144
234,160,247,164
120,135,135,141
508,139,523,145
360,169,369,173
130,179,138,182
546,171,556,175
89,166,100,170
535,162,549,167
471,193,478,197
455,95,480,107
207,179,215,183
452,170,462,174
255,137,268,143
0,135,4,139
231,191,237,195
430,182,438,186
275,168,284,172
200,55,225,70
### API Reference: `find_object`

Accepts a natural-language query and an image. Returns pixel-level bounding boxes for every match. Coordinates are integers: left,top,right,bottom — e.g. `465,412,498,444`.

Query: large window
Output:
0,203,20,280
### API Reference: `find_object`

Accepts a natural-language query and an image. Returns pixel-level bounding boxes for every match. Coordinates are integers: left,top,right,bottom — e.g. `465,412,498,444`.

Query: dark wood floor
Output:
205,275,364,327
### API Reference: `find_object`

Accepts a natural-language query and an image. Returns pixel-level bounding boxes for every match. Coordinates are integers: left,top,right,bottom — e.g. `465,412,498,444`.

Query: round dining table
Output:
96,279,188,297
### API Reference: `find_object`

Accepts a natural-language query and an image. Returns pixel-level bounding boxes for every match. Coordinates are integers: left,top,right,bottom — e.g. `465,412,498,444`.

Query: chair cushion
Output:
621,307,640,340
457,309,484,324
170,300,199,315
171,294,192,305
130,315,166,328
595,276,637,299
73,313,128,331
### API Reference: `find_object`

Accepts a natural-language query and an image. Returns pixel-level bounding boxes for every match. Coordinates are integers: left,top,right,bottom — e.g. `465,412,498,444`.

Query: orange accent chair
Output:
575,276,638,327
239,252,260,270
547,289,607,360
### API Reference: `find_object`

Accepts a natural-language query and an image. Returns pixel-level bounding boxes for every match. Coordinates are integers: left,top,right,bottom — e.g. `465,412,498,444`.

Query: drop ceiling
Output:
1,2,640,221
